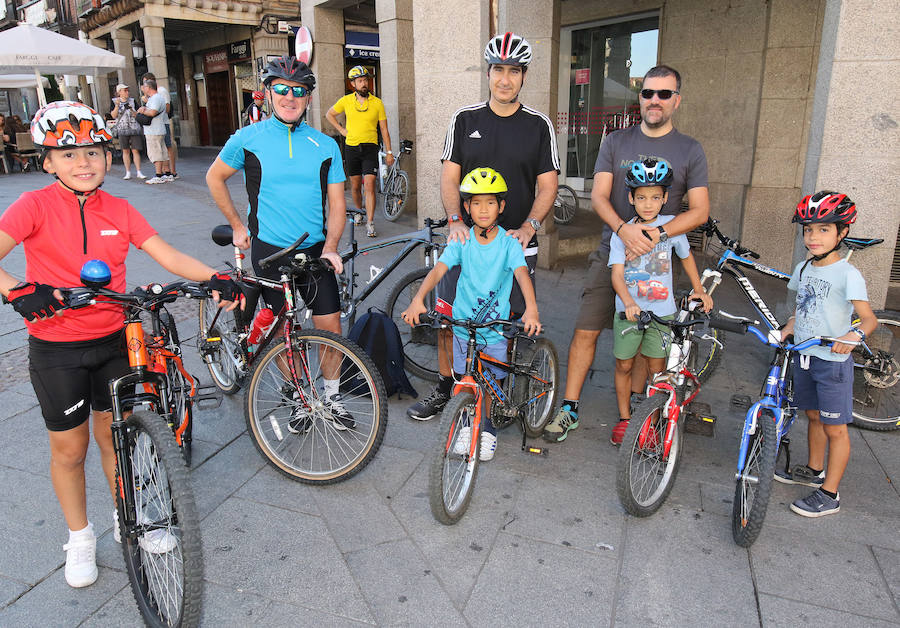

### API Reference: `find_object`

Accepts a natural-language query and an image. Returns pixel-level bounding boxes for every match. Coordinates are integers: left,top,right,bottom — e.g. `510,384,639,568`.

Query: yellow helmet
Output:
460,167,508,199
347,65,369,80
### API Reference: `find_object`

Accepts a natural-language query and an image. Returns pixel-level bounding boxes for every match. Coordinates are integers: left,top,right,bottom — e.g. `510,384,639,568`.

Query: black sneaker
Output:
774,465,825,487
324,394,355,431
286,391,311,434
406,387,450,421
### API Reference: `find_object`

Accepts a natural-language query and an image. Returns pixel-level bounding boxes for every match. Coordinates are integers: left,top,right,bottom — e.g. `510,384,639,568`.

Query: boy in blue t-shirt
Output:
608,158,712,445
775,191,877,517
402,167,541,460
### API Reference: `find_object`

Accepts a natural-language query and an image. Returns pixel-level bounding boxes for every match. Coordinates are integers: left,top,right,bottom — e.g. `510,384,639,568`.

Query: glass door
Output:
565,15,659,181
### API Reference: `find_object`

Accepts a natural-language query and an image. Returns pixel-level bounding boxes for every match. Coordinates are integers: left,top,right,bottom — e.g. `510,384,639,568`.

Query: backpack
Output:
344,307,417,398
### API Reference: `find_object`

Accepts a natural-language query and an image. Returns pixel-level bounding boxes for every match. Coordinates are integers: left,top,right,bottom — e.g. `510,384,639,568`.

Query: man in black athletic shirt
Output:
407,31,560,421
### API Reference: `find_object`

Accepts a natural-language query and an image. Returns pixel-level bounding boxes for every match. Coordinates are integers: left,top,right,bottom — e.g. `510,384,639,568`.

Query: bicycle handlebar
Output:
420,311,524,332
258,232,310,269
698,219,760,259
744,325,859,351
618,310,751,335
59,280,210,312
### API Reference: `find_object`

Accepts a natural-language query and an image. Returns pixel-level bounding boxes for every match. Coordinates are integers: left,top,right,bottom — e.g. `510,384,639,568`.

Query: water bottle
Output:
247,308,275,346
378,151,387,190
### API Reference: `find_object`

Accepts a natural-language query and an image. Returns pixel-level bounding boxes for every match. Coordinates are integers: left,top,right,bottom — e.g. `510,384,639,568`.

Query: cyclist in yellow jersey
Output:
326,66,394,237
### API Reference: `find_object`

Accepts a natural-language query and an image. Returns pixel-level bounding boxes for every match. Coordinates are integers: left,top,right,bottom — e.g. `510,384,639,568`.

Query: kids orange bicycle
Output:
61,260,208,628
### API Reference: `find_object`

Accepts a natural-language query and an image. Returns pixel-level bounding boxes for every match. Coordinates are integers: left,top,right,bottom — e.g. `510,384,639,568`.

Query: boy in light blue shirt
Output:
776,191,877,517
402,167,540,460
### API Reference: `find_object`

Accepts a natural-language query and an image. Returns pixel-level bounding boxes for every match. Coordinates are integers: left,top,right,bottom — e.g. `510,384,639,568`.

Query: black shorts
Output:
437,239,538,318
345,142,378,177
28,330,130,431
251,239,341,316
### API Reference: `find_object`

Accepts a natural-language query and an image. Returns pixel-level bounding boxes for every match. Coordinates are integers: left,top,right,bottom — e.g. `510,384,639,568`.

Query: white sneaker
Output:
113,508,177,553
63,527,98,588
146,176,164,184
480,432,497,461
123,171,132,180
453,426,471,455
161,174,174,183
136,171,146,179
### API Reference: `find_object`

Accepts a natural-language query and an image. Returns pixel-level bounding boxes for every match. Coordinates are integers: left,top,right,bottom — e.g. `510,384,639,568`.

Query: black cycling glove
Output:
4,282,65,321
206,273,243,303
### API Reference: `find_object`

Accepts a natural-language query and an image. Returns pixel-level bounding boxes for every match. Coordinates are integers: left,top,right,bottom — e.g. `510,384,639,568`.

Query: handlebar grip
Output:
707,317,749,334
259,232,309,269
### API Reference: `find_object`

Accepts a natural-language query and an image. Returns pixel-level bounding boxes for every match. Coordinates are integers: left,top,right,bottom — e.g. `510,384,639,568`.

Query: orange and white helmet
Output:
30,101,112,148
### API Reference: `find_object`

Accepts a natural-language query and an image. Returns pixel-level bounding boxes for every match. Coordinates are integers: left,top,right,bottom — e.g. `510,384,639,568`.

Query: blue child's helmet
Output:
625,157,673,189
80,259,111,290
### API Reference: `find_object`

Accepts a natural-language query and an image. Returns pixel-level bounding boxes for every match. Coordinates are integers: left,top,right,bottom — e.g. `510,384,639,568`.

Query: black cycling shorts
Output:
344,142,378,177
28,330,131,432
251,238,341,316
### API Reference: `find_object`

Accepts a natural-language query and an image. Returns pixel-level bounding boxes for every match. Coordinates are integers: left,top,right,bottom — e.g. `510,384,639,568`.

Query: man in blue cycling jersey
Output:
206,55,354,429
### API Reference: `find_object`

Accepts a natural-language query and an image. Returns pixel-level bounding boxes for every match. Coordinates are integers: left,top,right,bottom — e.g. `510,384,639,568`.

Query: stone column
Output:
89,37,112,114
78,76,94,108
377,0,416,214
412,0,489,221
498,0,561,269
140,15,169,90
300,0,345,133
111,27,138,93
799,0,899,308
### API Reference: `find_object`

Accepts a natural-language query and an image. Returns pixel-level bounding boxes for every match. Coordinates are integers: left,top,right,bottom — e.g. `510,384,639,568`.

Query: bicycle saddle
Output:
211,224,233,247
843,237,883,251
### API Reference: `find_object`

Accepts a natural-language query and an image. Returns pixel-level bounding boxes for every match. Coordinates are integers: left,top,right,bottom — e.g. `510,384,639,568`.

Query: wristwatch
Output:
657,226,669,242
386,151,393,155
449,214,461,223
528,218,542,232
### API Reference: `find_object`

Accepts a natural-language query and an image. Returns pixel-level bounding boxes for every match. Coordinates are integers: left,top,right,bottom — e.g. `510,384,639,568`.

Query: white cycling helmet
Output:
484,32,532,67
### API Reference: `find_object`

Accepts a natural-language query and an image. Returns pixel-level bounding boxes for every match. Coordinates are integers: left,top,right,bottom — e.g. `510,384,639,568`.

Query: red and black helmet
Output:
262,55,316,90
793,191,857,225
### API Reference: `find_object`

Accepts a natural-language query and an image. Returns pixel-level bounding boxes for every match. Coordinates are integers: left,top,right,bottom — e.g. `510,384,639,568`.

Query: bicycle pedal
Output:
731,394,752,410
523,444,548,456
194,384,223,410
683,401,716,437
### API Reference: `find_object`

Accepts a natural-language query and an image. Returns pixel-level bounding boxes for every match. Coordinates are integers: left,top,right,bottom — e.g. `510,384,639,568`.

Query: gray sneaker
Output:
542,404,579,442
774,464,825,487
790,489,840,517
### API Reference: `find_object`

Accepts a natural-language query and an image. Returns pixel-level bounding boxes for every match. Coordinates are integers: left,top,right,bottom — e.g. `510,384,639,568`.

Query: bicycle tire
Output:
244,329,387,484
382,170,410,222
429,392,480,525
615,394,682,516
686,324,725,385
384,267,440,382
552,184,579,225
166,361,194,467
516,338,560,437
119,411,203,628
197,299,243,395
731,408,777,547
851,310,900,431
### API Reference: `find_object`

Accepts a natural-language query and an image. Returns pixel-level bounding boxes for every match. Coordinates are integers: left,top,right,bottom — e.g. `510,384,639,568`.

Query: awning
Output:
345,31,379,60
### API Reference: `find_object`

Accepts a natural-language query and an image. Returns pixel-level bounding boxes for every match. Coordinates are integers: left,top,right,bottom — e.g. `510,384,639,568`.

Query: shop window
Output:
562,15,659,181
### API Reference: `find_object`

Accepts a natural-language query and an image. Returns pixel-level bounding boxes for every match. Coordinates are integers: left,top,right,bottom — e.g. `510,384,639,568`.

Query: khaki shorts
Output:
574,249,616,331
145,133,166,163
613,313,674,360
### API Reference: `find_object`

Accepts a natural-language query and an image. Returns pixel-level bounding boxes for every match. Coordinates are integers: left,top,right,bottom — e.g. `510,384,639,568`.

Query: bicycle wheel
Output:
552,184,579,225
516,338,560,437
119,411,202,628
385,267,439,381
429,392,480,525
244,329,387,484
616,393,682,516
686,325,725,385
166,361,194,467
731,408,777,547
852,310,900,431
382,170,410,222
197,299,244,395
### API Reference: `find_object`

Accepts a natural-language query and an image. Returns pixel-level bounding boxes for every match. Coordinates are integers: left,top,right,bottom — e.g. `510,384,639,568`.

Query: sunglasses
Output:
270,84,309,98
640,89,678,100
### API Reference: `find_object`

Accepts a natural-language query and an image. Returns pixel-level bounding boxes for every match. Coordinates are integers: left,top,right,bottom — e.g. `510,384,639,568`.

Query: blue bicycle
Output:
731,325,858,547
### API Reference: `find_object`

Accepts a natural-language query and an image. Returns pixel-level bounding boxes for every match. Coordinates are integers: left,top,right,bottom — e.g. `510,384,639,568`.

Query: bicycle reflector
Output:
80,259,111,289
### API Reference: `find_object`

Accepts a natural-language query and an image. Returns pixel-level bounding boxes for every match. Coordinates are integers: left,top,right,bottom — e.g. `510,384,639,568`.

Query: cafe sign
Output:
228,39,251,63
203,49,228,74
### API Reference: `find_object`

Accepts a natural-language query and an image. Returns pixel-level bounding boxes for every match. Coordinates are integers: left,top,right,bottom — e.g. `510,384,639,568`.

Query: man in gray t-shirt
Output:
138,78,171,184
543,64,711,444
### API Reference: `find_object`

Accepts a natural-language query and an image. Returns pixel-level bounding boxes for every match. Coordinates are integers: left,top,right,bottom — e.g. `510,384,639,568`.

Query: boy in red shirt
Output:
0,102,241,588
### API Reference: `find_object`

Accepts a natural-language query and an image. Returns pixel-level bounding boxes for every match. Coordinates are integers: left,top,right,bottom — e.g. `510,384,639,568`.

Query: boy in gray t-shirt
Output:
776,191,877,518
607,158,712,445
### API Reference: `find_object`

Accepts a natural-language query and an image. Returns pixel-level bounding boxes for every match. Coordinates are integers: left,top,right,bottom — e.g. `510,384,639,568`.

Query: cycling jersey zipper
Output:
288,126,293,159
78,196,88,254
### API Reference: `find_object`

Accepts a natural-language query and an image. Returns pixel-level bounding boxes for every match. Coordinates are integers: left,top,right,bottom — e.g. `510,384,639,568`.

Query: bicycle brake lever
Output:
694,332,724,349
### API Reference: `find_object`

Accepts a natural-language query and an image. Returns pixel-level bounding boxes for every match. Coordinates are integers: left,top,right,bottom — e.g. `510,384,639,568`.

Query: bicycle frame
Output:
701,249,790,331
338,213,445,325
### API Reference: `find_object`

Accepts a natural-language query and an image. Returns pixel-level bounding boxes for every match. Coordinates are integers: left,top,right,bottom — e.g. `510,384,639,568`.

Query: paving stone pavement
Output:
0,150,897,626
